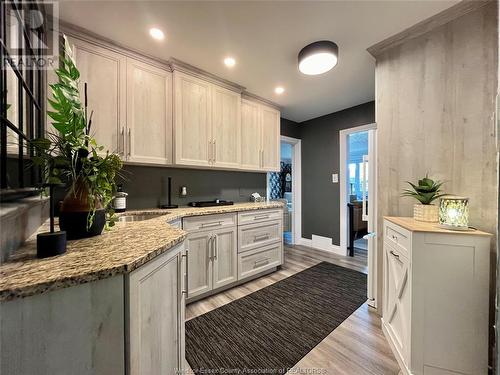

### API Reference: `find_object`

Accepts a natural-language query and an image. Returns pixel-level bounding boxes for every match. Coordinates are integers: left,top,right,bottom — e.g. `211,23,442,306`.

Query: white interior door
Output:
364,129,377,308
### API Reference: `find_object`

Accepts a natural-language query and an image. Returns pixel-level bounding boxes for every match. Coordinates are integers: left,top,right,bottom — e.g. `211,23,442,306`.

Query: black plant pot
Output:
59,209,106,240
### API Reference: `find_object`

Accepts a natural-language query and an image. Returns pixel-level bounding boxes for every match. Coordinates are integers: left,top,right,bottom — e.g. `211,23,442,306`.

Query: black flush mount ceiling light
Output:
298,40,339,75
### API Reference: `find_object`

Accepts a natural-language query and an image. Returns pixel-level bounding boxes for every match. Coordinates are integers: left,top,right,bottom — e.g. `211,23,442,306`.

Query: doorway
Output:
339,123,377,308
267,136,301,245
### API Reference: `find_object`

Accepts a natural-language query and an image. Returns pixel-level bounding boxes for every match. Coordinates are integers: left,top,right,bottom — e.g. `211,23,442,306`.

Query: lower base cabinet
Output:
127,242,186,375
382,218,491,375
184,209,283,302
184,217,238,301
0,242,186,375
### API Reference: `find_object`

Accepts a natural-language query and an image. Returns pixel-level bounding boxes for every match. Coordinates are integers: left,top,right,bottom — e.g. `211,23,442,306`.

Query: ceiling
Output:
59,0,458,122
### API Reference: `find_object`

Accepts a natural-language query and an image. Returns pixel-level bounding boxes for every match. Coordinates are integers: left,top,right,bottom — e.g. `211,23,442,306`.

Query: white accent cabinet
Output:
382,217,491,375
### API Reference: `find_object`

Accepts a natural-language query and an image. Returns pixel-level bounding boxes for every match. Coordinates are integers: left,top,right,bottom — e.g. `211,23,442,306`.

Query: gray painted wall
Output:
281,118,301,139
120,165,267,209
299,101,375,244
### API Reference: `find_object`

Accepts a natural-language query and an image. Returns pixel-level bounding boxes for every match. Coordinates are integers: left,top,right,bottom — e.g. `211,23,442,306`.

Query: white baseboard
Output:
296,235,346,256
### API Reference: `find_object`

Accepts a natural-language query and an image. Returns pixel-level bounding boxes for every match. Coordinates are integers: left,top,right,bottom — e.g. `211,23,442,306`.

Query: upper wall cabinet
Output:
126,58,172,165
240,99,280,172
69,37,126,156
64,36,173,165
260,106,280,171
212,85,241,169
240,99,262,170
173,71,242,169
173,71,212,167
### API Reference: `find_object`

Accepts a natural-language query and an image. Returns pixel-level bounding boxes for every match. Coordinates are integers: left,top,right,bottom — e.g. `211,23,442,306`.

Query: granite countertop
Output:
384,216,492,236
0,201,283,302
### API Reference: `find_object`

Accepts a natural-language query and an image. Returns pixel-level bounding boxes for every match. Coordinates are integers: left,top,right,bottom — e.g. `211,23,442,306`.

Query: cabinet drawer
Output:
183,213,236,232
384,221,411,257
238,209,282,225
238,243,282,280
238,220,282,253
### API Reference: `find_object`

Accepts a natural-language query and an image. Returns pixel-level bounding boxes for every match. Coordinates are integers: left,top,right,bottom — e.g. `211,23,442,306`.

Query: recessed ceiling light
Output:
298,40,338,75
149,28,165,41
224,57,236,68
274,86,285,95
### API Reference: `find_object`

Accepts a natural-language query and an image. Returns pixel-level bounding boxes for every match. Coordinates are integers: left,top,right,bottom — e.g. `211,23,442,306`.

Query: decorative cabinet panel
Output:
240,99,262,170
382,218,491,375
128,243,186,375
173,71,212,167
126,58,172,165
211,85,241,169
69,37,126,156
240,99,280,172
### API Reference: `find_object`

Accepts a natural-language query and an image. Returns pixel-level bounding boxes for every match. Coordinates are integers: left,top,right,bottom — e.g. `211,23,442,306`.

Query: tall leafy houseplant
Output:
32,36,122,238
402,175,446,222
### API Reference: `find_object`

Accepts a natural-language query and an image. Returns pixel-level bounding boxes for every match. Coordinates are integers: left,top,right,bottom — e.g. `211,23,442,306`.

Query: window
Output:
1,1,47,201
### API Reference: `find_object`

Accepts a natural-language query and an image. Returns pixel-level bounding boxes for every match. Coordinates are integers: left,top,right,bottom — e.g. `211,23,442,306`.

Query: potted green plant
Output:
31,36,122,239
402,175,446,222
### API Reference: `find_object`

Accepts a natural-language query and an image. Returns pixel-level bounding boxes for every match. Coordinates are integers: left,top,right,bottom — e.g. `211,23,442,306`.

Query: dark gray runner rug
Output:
186,261,367,374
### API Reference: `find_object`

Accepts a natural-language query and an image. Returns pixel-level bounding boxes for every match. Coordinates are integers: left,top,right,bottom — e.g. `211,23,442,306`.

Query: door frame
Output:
339,123,377,255
267,135,302,245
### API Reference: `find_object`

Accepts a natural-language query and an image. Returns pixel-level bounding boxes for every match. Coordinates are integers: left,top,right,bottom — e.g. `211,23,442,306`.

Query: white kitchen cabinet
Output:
183,214,238,301
240,99,262,170
240,99,280,172
173,71,212,167
126,58,172,165
128,242,185,375
260,105,280,171
211,226,238,289
185,230,213,298
211,85,241,169
382,217,491,375
68,36,126,156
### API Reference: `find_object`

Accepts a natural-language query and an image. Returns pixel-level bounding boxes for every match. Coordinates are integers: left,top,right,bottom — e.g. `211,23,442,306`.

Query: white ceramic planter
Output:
413,204,438,222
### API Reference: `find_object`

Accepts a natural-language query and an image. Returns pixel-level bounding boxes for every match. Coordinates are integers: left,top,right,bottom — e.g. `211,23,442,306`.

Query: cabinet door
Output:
173,71,212,167
127,58,172,165
212,227,238,289
128,244,184,375
212,85,241,168
383,243,410,366
69,37,126,156
186,231,213,298
240,99,262,170
261,105,280,171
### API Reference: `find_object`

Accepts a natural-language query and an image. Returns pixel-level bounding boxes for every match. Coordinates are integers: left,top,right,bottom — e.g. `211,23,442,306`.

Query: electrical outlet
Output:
332,174,338,183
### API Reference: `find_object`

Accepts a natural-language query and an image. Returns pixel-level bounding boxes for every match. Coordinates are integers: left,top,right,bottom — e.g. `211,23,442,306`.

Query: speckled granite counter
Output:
0,202,283,302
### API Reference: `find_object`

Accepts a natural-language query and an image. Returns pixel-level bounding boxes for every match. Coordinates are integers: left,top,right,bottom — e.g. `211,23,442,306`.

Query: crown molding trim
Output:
367,0,492,57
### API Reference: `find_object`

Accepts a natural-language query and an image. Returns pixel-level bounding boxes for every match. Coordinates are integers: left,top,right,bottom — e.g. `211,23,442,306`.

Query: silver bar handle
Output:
254,214,270,220
120,127,125,155
201,221,222,228
127,128,131,156
254,257,270,267
213,140,216,164
182,249,188,296
214,235,218,260
208,140,212,164
208,235,213,260
254,234,270,242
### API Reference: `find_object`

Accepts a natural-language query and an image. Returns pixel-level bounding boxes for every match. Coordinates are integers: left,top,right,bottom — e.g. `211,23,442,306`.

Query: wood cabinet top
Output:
384,216,492,237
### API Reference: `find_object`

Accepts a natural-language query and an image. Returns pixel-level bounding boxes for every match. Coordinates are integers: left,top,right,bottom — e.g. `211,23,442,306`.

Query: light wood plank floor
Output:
185,244,399,375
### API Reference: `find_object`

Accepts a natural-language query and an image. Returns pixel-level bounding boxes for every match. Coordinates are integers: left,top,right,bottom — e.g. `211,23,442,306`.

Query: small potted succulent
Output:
402,175,446,222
